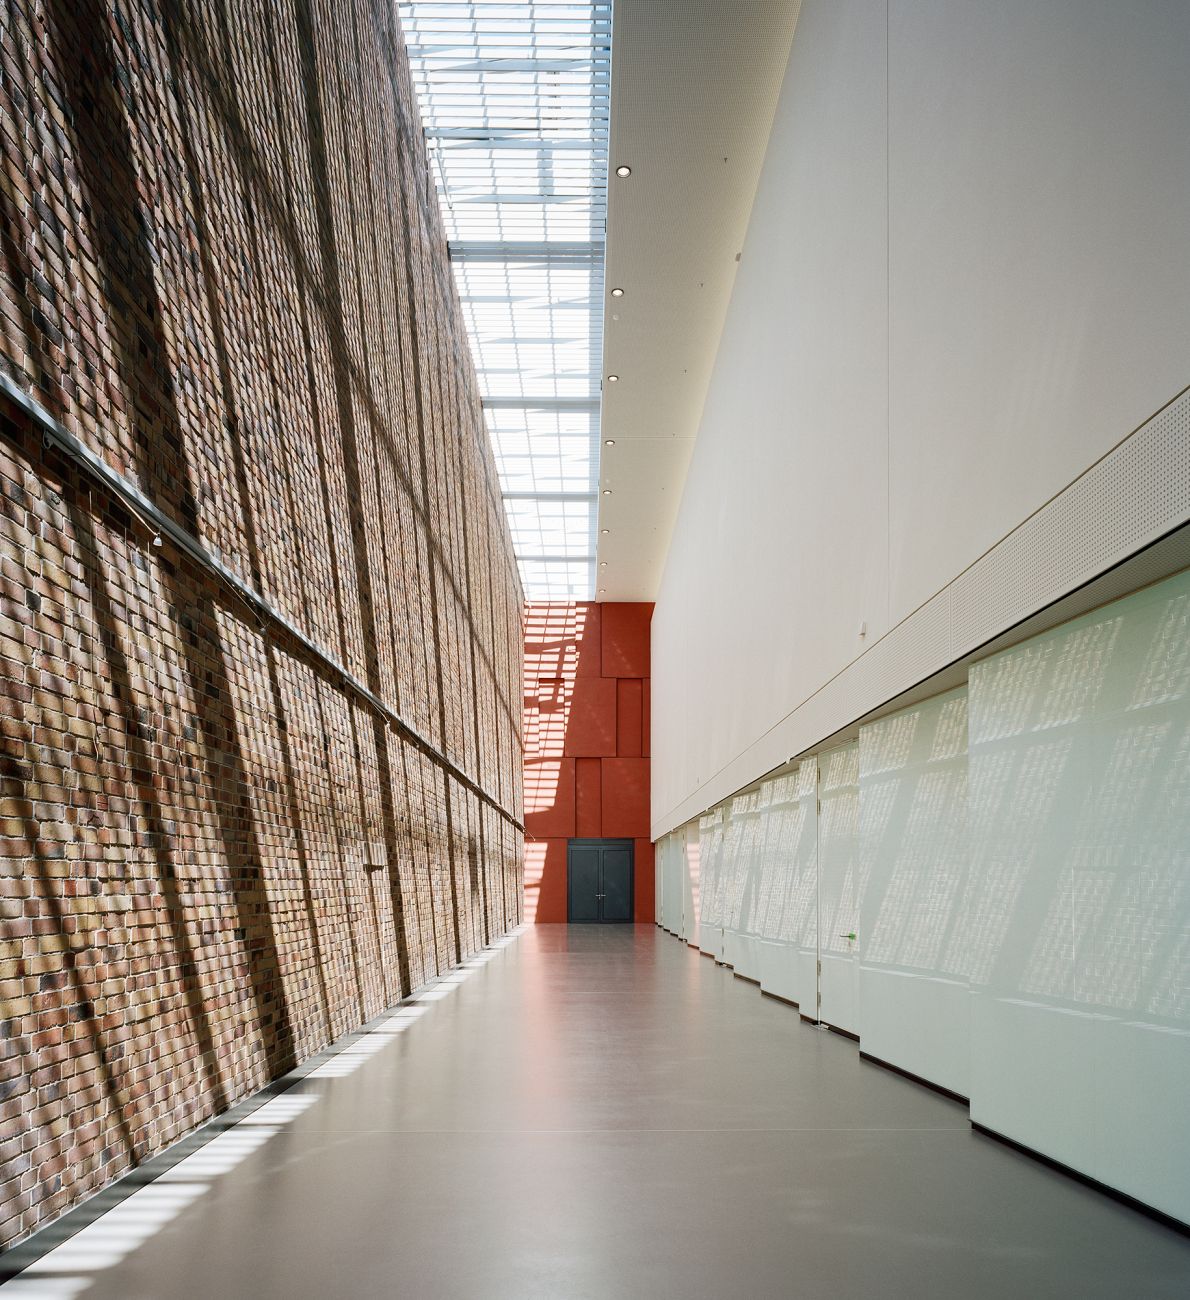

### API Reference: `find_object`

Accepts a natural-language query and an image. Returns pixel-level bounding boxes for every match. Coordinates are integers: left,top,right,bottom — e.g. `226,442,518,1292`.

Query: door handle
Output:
838,932,857,941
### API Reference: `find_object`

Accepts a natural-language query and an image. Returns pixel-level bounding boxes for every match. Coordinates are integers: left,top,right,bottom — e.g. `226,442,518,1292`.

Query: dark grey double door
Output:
567,838,634,923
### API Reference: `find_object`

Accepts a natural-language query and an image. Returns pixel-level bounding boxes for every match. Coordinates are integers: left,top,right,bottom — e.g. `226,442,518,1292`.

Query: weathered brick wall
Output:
0,0,523,1249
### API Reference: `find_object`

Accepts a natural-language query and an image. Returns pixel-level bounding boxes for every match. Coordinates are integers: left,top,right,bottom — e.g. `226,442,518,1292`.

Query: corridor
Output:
6,927,1190,1299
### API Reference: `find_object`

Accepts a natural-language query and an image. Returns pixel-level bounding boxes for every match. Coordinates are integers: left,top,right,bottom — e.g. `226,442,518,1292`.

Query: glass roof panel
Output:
398,0,611,600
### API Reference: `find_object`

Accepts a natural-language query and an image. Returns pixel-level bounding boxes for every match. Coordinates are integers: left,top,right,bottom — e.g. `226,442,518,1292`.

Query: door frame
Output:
567,838,635,923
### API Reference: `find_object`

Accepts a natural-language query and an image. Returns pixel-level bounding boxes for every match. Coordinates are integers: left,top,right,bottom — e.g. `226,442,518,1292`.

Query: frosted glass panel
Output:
818,742,861,1033
784,761,816,1011
753,775,800,1002
967,567,1190,1223
697,807,727,959
657,831,672,932
683,822,700,947
859,687,969,1095
656,826,696,940
756,774,796,939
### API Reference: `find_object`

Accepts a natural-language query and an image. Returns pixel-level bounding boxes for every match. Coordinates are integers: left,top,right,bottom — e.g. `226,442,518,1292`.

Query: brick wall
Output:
523,603,653,923
0,0,523,1249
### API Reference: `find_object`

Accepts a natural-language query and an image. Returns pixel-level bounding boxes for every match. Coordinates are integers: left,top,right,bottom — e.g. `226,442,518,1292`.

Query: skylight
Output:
398,0,611,600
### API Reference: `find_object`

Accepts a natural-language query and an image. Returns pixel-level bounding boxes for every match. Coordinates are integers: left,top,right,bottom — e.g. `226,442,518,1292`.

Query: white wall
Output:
652,0,1190,838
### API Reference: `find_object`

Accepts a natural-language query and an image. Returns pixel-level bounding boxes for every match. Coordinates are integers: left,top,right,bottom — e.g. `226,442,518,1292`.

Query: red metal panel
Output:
600,602,652,678
523,602,653,923
524,601,601,682
616,678,643,756
573,601,602,677
563,675,618,756
601,756,650,837
523,757,576,839
575,758,602,837
634,838,656,924
642,677,651,757
527,837,569,923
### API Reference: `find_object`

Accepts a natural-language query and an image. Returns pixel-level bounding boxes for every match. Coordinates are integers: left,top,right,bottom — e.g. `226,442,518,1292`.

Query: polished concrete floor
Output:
6,925,1190,1298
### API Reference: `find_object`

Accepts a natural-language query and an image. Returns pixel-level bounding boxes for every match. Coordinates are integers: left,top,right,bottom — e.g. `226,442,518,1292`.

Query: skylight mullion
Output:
400,0,609,598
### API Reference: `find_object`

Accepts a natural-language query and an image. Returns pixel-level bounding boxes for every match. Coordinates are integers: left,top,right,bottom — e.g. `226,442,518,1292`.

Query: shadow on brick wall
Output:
0,0,524,1250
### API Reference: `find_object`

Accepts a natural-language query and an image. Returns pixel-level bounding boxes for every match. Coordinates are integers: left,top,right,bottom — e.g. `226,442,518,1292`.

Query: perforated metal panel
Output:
655,387,1190,838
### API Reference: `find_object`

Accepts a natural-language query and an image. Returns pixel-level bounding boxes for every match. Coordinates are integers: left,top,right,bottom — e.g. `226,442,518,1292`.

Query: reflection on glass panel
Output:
969,569,1190,1020
819,743,860,957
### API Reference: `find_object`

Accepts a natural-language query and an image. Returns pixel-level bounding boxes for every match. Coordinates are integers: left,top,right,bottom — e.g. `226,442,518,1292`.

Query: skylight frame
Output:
398,0,611,600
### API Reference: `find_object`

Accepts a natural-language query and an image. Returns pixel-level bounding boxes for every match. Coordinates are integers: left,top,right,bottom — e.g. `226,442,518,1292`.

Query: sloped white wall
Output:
652,0,1190,838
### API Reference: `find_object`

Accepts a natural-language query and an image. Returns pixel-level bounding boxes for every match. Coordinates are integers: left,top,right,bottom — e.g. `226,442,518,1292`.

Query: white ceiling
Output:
596,0,801,600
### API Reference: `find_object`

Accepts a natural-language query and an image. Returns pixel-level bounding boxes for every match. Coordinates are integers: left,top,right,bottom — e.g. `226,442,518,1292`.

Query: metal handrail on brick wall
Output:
0,372,524,832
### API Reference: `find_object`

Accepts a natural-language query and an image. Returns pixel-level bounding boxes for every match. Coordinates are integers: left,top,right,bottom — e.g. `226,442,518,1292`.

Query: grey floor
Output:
7,925,1190,1299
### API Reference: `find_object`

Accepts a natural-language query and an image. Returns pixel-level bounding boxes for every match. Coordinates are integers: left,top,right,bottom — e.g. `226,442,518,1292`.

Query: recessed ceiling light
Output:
616,165,631,178
599,587,607,593
599,561,607,567
600,528,610,534
607,374,619,383
605,439,615,446
610,287,624,298
602,489,612,496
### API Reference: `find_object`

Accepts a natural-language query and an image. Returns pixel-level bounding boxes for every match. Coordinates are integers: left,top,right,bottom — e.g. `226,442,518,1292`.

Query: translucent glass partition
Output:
398,2,611,598
816,743,861,1033
858,688,969,1096
966,568,1190,1224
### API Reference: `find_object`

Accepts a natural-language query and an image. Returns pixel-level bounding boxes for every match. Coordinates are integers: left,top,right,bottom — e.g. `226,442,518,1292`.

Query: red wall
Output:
524,603,654,923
